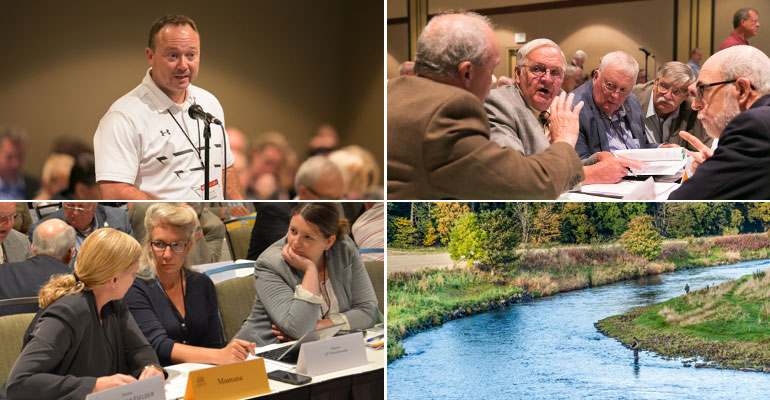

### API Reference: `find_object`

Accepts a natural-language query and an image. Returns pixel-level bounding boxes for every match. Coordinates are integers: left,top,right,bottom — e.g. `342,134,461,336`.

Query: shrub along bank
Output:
387,234,770,363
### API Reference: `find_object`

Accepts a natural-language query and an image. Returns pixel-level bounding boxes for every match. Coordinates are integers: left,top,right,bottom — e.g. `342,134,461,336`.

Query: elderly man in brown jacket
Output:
387,11,585,200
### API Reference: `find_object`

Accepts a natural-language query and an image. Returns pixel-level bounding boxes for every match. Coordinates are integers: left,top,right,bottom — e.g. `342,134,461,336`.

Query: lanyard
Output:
169,109,205,168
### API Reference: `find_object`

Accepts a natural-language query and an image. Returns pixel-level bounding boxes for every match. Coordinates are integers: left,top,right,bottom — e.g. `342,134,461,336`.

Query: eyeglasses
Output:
62,204,96,212
523,63,563,80
656,80,688,97
602,80,630,97
694,79,755,99
0,214,16,224
150,240,189,253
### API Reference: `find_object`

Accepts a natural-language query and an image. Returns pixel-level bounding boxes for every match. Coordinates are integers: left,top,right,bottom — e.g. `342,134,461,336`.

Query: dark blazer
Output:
387,75,584,200
0,255,71,316
668,94,770,199
3,291,160,400
572,80,656,159
125,270,223,366
631,80,712,151
247,203,292,260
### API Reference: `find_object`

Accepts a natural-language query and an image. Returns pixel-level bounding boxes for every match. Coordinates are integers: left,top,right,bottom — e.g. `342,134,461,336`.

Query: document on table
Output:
613,148,687,175
575,179,679,200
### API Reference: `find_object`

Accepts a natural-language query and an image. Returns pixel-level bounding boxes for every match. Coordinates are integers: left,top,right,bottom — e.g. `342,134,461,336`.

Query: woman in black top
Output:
125,203,255,366
3,228,163,400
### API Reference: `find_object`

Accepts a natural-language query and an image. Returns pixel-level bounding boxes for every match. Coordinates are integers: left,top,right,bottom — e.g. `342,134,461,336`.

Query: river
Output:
387,260,770,399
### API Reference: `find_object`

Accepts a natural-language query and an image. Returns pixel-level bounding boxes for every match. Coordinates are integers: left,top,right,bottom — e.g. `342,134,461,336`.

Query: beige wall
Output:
1,0,383,179
714,0,770,55
387,0,675,80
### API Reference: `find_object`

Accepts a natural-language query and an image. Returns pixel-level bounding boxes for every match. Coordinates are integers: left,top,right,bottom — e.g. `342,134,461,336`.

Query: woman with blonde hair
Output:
3,228,163,399
125,203,255,366
235,203,378,345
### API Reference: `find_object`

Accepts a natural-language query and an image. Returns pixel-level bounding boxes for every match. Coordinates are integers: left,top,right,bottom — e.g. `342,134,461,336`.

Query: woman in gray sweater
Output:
235,203,378,345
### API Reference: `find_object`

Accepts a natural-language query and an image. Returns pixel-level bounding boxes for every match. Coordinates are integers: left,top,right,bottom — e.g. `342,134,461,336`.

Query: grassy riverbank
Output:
387,233,770,363
597,269,770,372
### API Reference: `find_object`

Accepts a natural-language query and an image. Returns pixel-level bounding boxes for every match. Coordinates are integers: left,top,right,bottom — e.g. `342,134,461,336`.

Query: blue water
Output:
388,260,770,399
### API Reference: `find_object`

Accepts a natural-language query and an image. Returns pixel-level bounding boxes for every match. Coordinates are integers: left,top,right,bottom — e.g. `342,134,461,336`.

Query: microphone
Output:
639,46,651,56
188,104,222,125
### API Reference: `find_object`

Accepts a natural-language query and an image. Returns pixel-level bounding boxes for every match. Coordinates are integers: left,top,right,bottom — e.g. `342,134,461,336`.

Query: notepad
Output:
613,148,687,176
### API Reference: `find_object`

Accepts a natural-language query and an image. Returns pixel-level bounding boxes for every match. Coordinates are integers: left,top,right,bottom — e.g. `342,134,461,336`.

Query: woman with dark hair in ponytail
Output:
2,229,163,400
235,203,378,345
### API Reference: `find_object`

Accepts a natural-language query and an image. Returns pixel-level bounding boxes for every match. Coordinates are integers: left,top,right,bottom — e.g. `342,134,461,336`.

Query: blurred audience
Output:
294,155,345,200
308,124,340,157
399,61,415,76
0,125,39,199
52,152,100,200
35,153,75,200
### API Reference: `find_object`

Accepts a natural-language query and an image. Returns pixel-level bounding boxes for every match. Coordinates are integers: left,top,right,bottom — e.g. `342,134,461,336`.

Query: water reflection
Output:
389,260,770,400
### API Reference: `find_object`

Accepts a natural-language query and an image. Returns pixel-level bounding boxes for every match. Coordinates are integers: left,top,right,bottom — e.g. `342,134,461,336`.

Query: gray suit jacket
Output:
234,236,378,346
29,205,134,239
485,84,552,156
2,229,30,264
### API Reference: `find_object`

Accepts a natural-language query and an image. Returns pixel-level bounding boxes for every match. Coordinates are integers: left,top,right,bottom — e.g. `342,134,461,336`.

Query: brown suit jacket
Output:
631,81,713,151
387,75,584,200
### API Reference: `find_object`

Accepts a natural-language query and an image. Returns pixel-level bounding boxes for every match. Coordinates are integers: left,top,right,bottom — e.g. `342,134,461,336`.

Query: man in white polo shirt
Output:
94,14,244,200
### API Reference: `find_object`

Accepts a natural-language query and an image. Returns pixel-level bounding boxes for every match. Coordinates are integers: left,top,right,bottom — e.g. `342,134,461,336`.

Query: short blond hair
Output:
38,229,141,308
139,203,198,278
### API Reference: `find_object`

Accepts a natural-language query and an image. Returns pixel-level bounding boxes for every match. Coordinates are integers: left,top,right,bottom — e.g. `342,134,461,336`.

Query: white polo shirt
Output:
94,68,234,199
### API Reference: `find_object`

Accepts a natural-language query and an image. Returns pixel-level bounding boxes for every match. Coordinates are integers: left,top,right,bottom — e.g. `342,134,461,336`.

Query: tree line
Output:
388,202,770,250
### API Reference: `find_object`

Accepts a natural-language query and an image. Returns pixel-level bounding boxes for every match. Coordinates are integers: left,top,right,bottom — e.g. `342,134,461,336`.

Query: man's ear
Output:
735,77,754,110
457,61,473,89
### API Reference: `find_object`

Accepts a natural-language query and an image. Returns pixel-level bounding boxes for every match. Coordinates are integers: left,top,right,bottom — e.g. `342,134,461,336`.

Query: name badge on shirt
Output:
192,179,222,199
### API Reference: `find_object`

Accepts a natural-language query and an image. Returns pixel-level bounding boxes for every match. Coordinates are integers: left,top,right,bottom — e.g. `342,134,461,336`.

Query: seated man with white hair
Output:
571,51,660,159
669,45,770,199
631,61,711,151
294,155,345,200
485,38,641,185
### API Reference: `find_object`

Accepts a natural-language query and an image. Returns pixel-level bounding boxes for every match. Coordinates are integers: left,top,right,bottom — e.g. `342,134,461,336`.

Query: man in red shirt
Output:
719,8,760,50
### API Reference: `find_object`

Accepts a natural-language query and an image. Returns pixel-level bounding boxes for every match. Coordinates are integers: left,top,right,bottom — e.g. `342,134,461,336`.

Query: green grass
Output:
598,271,770,370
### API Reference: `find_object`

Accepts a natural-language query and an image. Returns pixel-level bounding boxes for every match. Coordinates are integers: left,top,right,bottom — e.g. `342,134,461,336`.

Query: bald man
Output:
0,218,76,315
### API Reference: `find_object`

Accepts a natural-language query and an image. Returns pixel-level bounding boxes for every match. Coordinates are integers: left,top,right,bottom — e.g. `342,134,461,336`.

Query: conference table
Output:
559,179,680,200
163,332,385,400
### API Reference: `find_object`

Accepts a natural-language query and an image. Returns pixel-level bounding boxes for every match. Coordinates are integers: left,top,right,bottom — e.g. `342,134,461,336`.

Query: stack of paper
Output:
614,148,687,176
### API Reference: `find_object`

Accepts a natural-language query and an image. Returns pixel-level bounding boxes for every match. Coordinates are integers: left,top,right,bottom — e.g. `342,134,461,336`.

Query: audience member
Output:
2,229,163,399
308,124,340,157
35,153,75,200
294,155,345,200
246,203,293,260
328,146,380,200
125,203,255,366
497,75,514,87
571,50,587,68
631,61,711,151
0,219,75,315
247,132,290,199
719,8,760,50
29,202,134,265
128,202,225,266
0,202,31,264
399,61,415,76
0,125,40,199
226,127,251,194
688,48,702,78
93,14,243,200
562,65,582,92
636,70,647,84
235,203,377,345
352,202,384,262
669,45,770,199
52,152,101,200
572,51,660,159
485,39,640,185
387,12,584,199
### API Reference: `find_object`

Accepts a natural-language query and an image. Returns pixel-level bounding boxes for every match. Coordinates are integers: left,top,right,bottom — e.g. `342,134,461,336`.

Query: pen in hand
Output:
611,151,638,177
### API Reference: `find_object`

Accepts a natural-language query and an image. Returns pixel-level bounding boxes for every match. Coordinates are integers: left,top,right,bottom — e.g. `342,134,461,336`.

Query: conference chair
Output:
214,275,257,343
0,297,40,318
224,216,256,261
363,261,384,322
0,313,36,386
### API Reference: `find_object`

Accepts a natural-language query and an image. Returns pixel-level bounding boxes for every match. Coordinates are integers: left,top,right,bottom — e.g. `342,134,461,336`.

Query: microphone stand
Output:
639,48,651,83
203,121,211,200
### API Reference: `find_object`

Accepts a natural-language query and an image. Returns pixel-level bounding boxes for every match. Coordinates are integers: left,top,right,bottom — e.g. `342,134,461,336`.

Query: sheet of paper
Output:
614,147,686,161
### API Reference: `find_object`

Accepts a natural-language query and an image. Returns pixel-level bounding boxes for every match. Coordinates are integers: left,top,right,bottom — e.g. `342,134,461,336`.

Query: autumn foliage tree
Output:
431,202,470,245
621,215,662,260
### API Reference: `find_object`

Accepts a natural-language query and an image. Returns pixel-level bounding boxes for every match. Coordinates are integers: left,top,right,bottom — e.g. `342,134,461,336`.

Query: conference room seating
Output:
0,297,40,318
0,313,36,386
224,216,256,260
363,261,384,322
214,275,256,343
